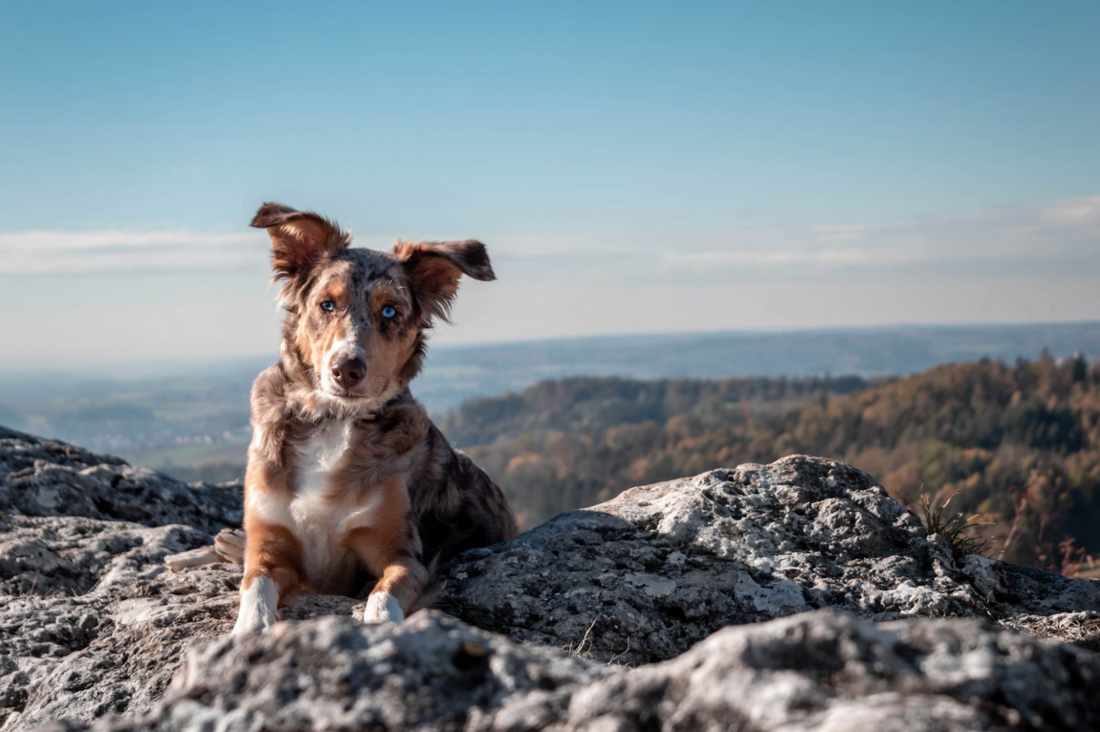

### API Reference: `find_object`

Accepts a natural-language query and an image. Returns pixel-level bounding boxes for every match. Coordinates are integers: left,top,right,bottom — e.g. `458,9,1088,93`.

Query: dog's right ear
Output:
250,202,349,282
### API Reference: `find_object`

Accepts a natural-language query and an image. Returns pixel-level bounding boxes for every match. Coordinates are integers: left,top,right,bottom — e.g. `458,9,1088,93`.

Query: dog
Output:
175,203,517,635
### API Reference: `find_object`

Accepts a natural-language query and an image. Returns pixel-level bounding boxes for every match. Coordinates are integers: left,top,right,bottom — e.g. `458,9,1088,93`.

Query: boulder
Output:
45,610,1100,732
2,428,1099,731
0,513,362,732
0,427,241,535
439,456,1100,663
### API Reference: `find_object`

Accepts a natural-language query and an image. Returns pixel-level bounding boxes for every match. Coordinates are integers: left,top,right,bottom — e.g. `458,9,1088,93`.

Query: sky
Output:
1,1,1099,370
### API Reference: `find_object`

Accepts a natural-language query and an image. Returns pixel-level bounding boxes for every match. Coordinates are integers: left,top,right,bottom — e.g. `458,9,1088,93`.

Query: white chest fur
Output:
256,419,382,588
294,419,353,500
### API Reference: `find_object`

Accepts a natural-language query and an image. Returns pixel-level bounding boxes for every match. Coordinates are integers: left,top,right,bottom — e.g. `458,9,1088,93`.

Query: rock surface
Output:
0,427,241,535
439,456,1100,663
1,426,1099,731
46,610,1100,732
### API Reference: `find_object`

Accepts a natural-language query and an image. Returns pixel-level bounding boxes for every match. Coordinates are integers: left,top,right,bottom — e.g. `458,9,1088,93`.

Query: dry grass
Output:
917,487,992,560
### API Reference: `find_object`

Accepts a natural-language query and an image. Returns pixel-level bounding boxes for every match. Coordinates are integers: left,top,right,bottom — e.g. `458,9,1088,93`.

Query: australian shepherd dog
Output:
192,203,516,635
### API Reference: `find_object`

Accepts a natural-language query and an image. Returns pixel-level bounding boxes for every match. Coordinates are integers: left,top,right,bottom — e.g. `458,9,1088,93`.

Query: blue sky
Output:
2,1,1099,368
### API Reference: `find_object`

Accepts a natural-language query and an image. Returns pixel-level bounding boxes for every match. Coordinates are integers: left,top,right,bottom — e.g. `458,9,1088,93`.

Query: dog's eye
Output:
320,301,336,312
382,306,397,319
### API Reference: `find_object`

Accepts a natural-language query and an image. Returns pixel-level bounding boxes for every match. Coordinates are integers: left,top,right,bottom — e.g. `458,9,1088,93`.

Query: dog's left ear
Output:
251,202,349,284
393,240,495,322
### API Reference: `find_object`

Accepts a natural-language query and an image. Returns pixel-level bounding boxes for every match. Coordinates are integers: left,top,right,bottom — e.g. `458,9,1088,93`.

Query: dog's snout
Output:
332,357,366,389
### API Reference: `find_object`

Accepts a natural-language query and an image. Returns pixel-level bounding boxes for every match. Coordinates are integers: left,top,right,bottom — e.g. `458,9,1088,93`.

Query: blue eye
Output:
320,301,335,312
382,306,397,319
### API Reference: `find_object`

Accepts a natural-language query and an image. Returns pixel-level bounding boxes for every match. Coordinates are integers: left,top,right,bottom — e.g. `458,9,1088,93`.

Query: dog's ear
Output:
393,240,495,322
251,202,349,282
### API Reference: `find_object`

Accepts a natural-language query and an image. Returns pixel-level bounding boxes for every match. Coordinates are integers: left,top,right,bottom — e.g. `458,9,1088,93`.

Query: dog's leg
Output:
164,528,247,571
164,546,221,571
366,556,428,623
234,522,303,637
346,524,427,624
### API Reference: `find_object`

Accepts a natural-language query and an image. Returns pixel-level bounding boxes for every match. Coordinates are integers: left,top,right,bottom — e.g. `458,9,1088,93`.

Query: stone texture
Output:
0,514,234,731
0,426,242,535
564,609,1100,732
46,610,1100,732
2,429,1099,732
0,513,363,732
439,456,1018,663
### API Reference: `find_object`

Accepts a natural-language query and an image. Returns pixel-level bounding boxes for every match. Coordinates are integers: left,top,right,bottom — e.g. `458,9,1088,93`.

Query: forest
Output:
440,354,1099,571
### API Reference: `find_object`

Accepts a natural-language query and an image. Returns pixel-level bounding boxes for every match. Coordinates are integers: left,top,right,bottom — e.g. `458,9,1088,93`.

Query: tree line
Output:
439,355,1099,569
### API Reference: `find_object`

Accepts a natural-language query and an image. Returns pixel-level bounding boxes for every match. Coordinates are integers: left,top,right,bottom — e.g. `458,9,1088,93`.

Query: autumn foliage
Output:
441,354,1099,567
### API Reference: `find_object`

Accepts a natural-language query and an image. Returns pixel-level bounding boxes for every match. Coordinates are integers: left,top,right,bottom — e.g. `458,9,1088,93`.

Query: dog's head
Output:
251,202,494,411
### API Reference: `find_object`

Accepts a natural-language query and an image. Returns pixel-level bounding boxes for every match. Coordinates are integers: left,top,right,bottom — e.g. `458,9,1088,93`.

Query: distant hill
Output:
442,354,1100,571
416,321,1100,407
0,321,1097,490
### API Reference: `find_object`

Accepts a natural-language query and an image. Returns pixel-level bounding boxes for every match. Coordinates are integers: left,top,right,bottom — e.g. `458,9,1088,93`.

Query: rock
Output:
0,513,361,732
960,553,1100,652
46,610,1100,732
565,609,1100,732
0,426,242,535
3,432,1100,731
95,611,612,732
438,456,994,663
0,514,235,731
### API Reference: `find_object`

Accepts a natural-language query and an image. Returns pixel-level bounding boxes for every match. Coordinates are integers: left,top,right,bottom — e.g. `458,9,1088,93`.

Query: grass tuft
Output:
917,487,992,561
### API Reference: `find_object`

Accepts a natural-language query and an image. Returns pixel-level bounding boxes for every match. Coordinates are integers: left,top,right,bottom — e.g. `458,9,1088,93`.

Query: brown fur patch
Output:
251,202,351,295
241,521,304,599
393,239,495,322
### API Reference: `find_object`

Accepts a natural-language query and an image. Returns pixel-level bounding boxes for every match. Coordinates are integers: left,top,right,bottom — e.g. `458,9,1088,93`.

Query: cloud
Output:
0,230,393,274
1,194,1098,277
657,194,1100,276
0,230,261,274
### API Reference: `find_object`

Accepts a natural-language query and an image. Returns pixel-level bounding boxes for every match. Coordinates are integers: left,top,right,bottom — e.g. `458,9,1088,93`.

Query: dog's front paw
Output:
362,591,404,624
214,528,247,565
232,575,279,636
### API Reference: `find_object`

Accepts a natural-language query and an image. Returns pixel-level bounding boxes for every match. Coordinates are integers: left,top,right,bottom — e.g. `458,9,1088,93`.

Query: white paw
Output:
232,575,279,636
363,591,404,624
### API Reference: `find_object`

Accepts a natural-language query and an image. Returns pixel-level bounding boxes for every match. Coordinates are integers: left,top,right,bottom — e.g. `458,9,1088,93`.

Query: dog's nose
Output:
332,357,366,389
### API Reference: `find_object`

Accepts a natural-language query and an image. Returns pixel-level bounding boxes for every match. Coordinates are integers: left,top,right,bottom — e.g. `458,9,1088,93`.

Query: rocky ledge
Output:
2,425,1099,731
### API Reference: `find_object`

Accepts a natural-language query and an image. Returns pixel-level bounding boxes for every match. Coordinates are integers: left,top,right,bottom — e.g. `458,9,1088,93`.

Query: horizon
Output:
1,319,1097,383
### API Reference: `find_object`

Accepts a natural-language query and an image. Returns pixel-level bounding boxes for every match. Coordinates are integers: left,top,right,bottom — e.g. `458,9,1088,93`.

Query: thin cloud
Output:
2,194,1098,276
661,194,1100,274
0,230,261,274
0,230,393,274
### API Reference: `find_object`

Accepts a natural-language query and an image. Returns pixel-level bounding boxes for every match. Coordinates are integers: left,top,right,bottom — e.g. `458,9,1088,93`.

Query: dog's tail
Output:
164,528,246,572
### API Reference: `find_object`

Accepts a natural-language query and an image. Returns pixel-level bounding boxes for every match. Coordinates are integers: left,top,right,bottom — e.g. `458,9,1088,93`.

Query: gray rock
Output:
960,553,1100,652
3,433,1100,732
438,456,995,663
0,514,235,731
0,514,360,732
48,610,1100,732
565,609,1100,732
0,426,242,535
